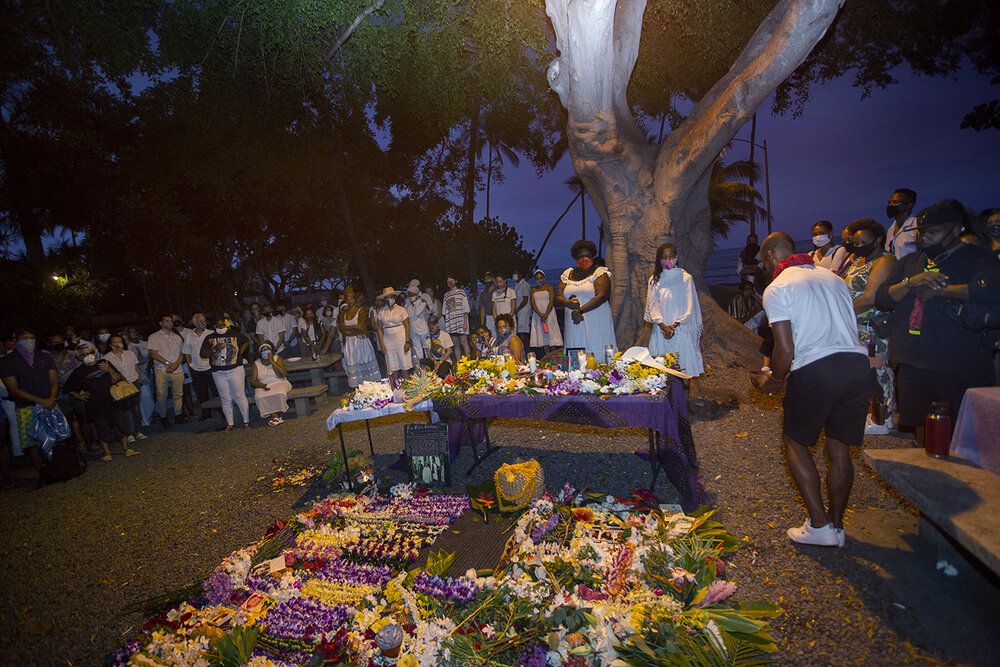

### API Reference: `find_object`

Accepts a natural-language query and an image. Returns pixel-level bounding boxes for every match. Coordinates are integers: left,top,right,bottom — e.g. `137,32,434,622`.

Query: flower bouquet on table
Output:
341,380,395,412
442,355,525,396
321,448,375,492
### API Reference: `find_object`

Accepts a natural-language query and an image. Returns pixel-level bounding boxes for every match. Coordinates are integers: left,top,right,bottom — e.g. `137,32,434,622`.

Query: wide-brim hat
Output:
406,279,421,290
619,346,668,372
377,287,402,300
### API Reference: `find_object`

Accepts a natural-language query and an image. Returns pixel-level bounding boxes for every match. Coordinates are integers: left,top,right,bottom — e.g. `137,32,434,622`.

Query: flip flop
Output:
125,449,140,457
102,454,113,462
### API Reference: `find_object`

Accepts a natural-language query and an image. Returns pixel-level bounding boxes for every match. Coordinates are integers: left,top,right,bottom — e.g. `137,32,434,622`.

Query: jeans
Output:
212,366,250,426
154,369,185,417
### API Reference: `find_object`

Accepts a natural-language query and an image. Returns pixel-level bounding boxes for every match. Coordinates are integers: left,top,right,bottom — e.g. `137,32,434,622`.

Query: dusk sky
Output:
493,66,1000,270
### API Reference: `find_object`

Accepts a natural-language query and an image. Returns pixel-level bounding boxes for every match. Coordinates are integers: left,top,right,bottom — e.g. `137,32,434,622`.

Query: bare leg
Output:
824,437,854,529
782,433,828,528
26,445,43,473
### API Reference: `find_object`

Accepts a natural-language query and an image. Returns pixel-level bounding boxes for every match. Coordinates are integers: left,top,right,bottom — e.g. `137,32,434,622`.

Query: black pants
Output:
190,368,216,412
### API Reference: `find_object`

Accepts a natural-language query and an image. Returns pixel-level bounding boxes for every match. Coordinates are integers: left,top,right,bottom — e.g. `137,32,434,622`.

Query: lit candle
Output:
604,344,614,365
577,350,586,371
527,352,537,373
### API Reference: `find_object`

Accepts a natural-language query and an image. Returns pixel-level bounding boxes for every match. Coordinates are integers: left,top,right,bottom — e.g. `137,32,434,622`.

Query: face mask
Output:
990,226,1000,242
886,204,901,219
660,259,676,270
112,344,123,351
812,234,830,247
320,300,327,306
213,327,226,335
195,322,206,331
512,274,520,281
261,349,271,359
853,241,877,257
17,339,36,353
161,322,172,330
576,257,594,270
264,313,272,319
97,333,110,342
843,241,856,253
83,354,96,365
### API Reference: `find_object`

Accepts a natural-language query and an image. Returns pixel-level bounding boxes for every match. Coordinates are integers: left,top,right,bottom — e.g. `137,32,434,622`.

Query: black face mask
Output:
853,241,877,257
843,241,856,253
922,242,948,259
886,204,901,219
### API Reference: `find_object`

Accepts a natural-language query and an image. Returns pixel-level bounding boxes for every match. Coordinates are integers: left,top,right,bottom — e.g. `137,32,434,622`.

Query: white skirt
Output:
255,379,292,416
344,335,381,387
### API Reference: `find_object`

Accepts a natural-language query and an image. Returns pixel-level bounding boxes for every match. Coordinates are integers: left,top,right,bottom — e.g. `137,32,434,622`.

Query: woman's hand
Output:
404,341,412,352
658,322,677,339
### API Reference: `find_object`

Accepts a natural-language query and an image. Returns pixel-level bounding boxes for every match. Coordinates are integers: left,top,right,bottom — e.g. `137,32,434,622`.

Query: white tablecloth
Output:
326,400,437,431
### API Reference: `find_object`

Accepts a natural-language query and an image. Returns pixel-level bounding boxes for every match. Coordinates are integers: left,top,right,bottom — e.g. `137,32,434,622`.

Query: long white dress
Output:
560,266,616,356
643,267,705,376
529,288,563,347
378,304,413,373
253,360,292,417
340,307,381,387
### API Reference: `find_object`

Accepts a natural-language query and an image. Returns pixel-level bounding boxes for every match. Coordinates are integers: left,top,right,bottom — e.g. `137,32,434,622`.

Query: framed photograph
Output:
405,423,451,487
565,347,587,372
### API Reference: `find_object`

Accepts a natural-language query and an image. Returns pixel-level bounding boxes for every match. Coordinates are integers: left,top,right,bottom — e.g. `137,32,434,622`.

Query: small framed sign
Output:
405,423,451,487
565,347,587,371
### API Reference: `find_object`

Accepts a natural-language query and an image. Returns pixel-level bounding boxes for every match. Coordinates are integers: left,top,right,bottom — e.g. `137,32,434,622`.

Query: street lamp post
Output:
730,123,772,236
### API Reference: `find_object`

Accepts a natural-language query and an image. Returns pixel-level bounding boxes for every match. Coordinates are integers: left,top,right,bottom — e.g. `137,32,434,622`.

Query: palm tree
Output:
564,175,587,240
709,156,770,240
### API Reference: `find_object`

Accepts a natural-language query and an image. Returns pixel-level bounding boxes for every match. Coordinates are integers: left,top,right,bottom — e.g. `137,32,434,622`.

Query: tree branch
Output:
322,0,386,62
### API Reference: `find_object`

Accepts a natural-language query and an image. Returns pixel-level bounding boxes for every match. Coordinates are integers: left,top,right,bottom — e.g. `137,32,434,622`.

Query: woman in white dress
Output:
556,240,616,356
641,243,704,376
528,269,562,353
337,286,381,388
251,343,292,426
376,287,412,387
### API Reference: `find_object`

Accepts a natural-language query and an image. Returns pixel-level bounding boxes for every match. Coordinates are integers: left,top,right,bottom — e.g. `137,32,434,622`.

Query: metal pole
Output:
748,114,757,237
763,139,772,234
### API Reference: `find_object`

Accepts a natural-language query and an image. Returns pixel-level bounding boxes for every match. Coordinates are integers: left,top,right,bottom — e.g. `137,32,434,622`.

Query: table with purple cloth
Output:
950,387,1000,476
432,379,705,511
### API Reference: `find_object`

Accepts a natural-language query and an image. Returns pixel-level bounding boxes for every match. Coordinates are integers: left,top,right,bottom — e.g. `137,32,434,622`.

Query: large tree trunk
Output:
545,0,844,367
462,110,481,296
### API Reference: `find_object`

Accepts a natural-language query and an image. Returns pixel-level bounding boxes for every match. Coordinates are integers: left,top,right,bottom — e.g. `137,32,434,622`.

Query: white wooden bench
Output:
287,385,328,417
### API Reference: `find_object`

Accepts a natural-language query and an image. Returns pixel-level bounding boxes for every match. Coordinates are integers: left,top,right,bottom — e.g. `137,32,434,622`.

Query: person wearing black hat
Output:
875,200,1000,447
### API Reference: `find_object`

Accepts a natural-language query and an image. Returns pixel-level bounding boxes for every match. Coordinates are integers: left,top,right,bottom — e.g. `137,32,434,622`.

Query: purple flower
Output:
261,597,351,641
531,514,560,544
517,643,549,667
695,580,737,607
112,639,141,666
203,571,233,605
413,572,478,603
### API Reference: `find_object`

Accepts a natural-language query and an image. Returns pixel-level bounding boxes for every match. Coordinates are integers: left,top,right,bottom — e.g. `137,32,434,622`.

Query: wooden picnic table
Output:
285,352,342,387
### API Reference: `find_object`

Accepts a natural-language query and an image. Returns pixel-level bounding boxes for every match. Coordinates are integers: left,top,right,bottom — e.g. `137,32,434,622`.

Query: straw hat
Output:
377,286,402,301
618,346,668,372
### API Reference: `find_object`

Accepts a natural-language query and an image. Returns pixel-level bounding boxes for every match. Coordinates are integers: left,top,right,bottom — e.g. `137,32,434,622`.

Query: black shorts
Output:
783,352,870,448
897,364,993,429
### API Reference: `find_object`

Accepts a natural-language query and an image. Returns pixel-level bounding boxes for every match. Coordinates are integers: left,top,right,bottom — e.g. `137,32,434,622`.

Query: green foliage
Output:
424,549,456,576
322,449,374,490
207,625,261,667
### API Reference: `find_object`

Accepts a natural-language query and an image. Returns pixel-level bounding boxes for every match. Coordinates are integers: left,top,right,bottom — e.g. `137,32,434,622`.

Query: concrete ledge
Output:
864,448,1000,577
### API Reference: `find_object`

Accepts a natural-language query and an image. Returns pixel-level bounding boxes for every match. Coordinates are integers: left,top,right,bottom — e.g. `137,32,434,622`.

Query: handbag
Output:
30,405,72,460
110,380,139,402
870,311,893,339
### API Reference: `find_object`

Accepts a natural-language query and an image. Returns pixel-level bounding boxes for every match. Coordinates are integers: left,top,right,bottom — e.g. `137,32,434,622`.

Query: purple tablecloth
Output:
950,387,1000,475
432,380,705,510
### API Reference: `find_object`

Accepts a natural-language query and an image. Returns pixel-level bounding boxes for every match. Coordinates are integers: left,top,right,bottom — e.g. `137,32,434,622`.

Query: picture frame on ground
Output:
405,423,451,486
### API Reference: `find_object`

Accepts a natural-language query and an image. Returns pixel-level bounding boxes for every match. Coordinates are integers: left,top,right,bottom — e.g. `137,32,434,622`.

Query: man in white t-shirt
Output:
884,188,918,259
276,302,299,359
491,274,516,325
183,313,215,421
255,306,286,355
421,315,455,378
512,269,531,348
147,314,188,428
754,232,869,548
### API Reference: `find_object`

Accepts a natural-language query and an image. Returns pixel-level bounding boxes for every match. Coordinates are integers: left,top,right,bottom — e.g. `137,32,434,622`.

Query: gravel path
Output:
1,368,997,665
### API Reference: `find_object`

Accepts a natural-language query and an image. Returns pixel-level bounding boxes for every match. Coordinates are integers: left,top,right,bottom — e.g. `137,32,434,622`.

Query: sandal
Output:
102,454,113,462
124,449,140,457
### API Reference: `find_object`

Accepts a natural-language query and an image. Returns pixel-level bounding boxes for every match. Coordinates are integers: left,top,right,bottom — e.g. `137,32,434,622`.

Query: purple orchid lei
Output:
202,570,233,605
260,596,351,642
314,560,392,588
412,572,479,603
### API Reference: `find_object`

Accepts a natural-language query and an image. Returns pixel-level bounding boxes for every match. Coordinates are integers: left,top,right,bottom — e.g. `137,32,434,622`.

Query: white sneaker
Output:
126,435,136,444
787,519,841,546
835,527,846,547
864,416,890,435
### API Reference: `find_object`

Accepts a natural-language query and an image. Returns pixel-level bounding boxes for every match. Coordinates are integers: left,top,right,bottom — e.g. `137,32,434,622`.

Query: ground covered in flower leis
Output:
114,482,781,666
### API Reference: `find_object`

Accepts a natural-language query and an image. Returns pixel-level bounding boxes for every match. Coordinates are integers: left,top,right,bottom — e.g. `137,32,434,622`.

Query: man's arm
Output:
757,320,793,393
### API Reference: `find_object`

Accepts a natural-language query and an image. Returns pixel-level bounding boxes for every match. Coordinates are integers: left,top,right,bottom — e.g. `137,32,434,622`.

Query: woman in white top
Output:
556,240,616,356
251,342,292,426
376,287,413,387
641,243,704,376
337,286,381,389
105,334,146,441
529,269,562,353
298,307,330,358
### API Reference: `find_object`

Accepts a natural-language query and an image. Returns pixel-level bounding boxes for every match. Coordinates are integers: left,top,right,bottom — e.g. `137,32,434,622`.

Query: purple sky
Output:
491,66,1000,269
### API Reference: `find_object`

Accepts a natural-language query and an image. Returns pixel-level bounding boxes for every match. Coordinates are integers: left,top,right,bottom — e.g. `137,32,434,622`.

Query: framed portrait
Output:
565,347,587,372
405,423,451,487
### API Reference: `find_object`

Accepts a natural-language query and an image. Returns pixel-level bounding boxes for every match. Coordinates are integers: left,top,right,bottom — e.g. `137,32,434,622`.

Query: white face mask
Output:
83,354,97,365
812,234,831,247
215,327,227,335
261,349,272,359
97,333,110,342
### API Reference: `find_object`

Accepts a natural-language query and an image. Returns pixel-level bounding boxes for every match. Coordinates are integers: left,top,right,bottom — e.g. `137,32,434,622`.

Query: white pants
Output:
212,366,250,426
